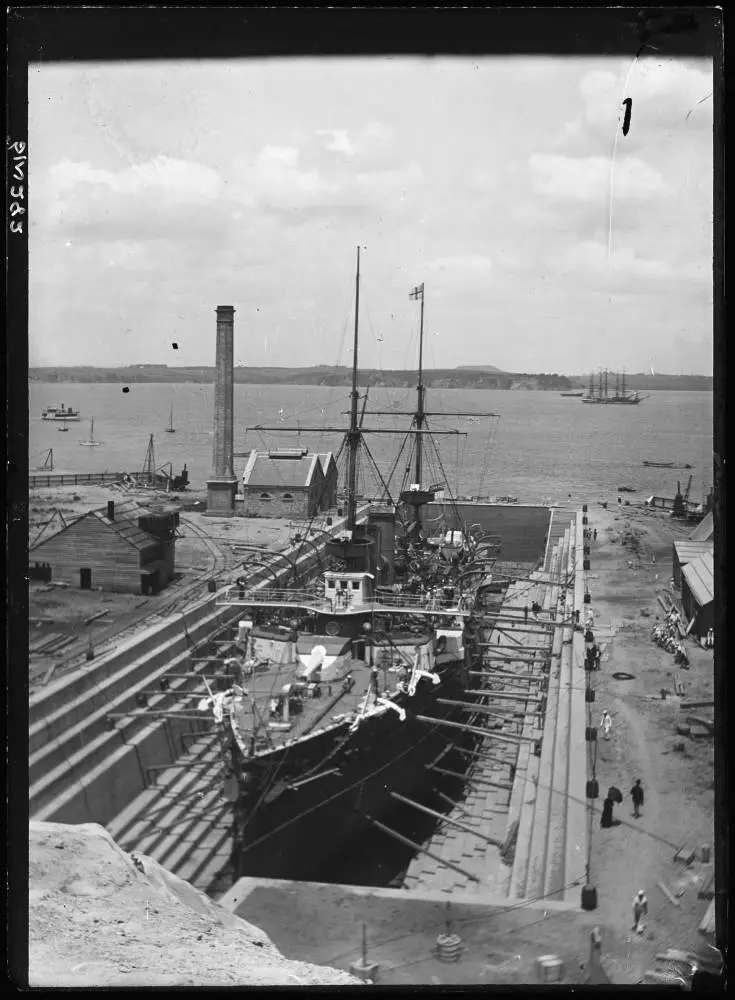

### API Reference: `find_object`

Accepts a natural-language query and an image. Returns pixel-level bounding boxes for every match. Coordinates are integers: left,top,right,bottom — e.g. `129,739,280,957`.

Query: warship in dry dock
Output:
210,250,507,881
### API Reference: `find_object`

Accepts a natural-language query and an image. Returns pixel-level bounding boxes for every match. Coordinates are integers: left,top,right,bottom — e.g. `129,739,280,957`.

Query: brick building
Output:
241,449,338,518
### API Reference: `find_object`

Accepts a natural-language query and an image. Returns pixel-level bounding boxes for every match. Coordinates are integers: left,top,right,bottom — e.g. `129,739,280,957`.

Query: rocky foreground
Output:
29,822,360,987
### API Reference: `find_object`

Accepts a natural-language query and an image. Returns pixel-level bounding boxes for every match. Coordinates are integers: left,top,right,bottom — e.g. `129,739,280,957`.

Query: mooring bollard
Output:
349,923,379,983
436,903,462,963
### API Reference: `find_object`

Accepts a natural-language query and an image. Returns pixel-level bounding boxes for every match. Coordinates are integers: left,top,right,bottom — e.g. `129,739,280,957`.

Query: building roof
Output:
316,452,337,475
89,510,159,550
242,450,326,490
681,550,714,609
31,504,158,554
673,539,713,565
689,511,714,542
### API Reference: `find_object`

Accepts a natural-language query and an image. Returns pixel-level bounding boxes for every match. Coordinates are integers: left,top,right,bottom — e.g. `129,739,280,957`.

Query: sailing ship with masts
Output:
211,249,504,881
582,368,644,404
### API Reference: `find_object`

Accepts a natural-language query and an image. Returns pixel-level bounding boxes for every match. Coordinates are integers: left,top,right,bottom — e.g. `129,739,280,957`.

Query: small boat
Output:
643,461,674,468
57,416,70,432
79,418,102,447
165,403,176,433
618,485,636,493
560,391,584,397
42,403,81,421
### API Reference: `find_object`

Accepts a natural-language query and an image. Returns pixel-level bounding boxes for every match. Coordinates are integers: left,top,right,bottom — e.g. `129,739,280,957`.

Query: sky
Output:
29,56,713,374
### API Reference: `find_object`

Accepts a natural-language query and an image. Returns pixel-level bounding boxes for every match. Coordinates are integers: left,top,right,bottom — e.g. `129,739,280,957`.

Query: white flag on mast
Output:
409,283,424,301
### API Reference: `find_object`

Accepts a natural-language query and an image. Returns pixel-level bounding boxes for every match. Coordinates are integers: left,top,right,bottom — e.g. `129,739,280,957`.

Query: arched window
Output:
282,493,294,503
259,492,272,502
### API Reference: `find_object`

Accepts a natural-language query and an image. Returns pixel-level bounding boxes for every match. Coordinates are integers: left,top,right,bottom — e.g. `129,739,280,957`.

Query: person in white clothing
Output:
632,890,648,933
600,711,612,740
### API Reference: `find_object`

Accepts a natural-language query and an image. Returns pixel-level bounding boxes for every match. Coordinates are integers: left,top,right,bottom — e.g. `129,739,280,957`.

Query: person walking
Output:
632,890,648,933
630,779,644,818
600,796,614,828
600,710,612,740
593,528,597,541
524,604,529,624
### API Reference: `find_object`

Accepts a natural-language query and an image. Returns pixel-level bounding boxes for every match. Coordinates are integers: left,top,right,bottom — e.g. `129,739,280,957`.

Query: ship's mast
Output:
622,369,626,396
410,282,426,534
604,369,609,399
346,245,361,531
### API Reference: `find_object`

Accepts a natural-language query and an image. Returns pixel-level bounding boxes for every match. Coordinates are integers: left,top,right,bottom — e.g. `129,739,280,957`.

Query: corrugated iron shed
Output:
681,550,714,608
689,511,714,542
673,539,713,565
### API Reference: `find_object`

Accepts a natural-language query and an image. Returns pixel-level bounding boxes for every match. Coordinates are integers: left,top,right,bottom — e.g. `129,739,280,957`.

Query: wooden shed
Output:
241,449,337,518
29,499,176,595
681,550,714,637
672,539,712,589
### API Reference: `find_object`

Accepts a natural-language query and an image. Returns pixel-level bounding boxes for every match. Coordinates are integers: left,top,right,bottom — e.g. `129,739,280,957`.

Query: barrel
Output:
436,933,462,963
581,884,598,911
536,956,564,983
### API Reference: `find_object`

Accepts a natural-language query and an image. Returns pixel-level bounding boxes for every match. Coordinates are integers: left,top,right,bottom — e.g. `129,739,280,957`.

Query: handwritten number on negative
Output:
622,98,633,137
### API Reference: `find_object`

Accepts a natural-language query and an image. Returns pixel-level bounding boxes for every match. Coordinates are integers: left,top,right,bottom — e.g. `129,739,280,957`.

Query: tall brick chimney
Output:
206,305,238,516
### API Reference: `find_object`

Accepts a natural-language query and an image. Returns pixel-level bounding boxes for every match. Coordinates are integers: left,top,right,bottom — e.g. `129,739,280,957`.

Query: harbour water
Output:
30,383,714,504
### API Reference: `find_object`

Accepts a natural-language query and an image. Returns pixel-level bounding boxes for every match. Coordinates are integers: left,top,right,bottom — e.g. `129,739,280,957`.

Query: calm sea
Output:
29,383,714,505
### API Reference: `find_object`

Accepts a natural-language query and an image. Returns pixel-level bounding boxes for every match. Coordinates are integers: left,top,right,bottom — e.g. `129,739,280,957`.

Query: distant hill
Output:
28,366,712,392
454,364,506,374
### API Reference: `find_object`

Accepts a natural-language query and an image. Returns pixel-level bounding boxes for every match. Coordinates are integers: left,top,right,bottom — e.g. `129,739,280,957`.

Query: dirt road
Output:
582,502,715,983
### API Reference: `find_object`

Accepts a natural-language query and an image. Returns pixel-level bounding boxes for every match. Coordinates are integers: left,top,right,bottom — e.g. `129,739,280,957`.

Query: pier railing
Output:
215,584,467,616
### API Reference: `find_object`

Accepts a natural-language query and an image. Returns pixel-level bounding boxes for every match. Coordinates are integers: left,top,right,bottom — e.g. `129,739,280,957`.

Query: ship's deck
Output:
222,644,428,758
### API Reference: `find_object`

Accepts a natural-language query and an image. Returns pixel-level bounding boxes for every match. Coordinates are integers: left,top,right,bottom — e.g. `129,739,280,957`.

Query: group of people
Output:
600,777,645,827
702,627,715,649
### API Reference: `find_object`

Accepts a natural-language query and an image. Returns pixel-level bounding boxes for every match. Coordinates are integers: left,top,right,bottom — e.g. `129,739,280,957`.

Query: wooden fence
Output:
29,472,126,489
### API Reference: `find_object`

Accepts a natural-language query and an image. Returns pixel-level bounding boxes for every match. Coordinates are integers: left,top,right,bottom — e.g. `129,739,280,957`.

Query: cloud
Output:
529,153,671,202
37,156,226,241
317,129,355,157
556,240,708,289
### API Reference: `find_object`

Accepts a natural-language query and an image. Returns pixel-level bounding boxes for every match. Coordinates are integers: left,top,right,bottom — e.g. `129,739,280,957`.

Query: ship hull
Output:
231,666,476,882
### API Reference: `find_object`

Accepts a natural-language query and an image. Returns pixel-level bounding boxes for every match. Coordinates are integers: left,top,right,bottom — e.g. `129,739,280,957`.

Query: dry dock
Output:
400,508,587,903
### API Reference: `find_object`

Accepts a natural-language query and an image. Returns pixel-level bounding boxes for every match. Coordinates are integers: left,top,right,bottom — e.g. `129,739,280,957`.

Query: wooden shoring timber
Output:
390,791,505,848
427,763,513,791
415,714,537,744
466,670,541,683
475,642,551,651
364,812,480,883
439,692,538,707
478,623,557,636
459,745,516,767
162,672,235,681
106,711,217,722
434,789,476,818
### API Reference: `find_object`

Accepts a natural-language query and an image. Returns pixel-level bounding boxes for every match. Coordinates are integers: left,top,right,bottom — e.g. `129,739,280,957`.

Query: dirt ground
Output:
27,822,359,987
578,501,716,983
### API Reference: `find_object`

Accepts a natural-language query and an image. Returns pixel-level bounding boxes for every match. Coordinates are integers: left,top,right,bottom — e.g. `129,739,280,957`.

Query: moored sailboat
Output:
78,418,103,447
